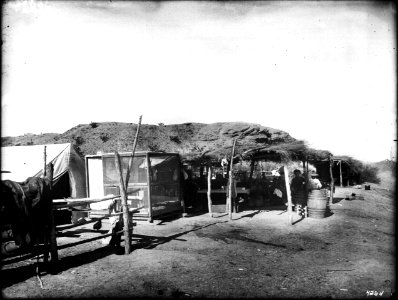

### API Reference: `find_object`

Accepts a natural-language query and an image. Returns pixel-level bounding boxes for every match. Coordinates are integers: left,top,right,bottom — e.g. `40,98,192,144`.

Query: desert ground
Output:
1,184,395,299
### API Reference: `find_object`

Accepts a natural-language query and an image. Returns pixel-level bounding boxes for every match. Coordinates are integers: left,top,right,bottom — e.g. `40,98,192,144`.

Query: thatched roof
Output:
182,139,333,165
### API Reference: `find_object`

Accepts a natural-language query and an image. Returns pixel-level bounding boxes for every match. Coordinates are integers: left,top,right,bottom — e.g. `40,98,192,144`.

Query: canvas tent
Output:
1,143,86,199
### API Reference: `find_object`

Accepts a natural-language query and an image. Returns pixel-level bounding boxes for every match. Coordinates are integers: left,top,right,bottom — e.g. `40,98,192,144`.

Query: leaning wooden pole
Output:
114,151,131,255
125,115,142,191
227,139,237,220
207,164,213,218
283,165,293,225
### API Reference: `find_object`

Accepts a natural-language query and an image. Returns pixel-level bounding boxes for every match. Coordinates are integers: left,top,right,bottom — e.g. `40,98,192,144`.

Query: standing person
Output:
273,167,287,206
290,169,307,208
308,172,322,190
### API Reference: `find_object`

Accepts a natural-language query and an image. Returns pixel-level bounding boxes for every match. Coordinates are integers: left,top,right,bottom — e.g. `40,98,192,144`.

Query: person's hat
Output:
293,169,301,174
311,173,319,177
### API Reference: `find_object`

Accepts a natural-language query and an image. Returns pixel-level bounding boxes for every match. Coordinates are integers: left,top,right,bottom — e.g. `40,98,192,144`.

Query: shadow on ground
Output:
1,220,227,287
1,245,121,288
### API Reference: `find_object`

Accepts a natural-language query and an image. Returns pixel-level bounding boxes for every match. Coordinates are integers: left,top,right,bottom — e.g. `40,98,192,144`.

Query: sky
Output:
2,0,396,163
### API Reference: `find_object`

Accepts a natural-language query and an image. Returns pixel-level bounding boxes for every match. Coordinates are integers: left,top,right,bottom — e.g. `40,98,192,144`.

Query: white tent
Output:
1,143,86,198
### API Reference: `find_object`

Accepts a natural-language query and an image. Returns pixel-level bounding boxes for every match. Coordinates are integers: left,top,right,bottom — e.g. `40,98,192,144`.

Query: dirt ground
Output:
1,184,395,299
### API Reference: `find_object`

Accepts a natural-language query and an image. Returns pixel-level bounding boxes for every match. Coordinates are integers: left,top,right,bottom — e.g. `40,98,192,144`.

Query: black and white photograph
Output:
1,0,396,298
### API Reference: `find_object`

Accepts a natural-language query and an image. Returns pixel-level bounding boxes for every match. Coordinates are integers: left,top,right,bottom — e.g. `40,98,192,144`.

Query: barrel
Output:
307,189,328,218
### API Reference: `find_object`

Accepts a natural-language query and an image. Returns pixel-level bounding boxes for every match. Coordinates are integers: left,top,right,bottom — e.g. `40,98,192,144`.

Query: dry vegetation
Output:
2,121,392,185
1,122,294,160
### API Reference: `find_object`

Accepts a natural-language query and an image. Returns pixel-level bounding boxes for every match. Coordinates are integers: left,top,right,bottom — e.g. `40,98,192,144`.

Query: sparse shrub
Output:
148,143,160,152
100,133,110,143
360,164,380,184
170,135,181,144
73,136,84,146
90,122,98,128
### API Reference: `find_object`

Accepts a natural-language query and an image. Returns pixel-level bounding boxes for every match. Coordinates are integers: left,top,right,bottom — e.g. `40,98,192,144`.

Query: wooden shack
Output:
85,151,184,222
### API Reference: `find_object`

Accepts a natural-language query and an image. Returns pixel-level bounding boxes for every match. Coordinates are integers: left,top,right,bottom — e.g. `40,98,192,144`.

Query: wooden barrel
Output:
307,189,328,218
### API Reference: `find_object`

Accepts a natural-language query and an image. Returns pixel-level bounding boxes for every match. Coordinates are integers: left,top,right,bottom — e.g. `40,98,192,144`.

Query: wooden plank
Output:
115,151,131,255
52,191,141,209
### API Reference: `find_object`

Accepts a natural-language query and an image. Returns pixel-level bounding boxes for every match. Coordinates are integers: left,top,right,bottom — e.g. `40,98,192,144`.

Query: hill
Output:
1,122,296,161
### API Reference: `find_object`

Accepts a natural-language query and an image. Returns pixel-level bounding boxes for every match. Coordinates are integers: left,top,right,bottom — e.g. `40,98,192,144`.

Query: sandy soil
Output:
1,185,395,298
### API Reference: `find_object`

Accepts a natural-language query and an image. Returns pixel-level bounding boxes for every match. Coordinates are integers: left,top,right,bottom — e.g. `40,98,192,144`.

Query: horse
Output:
1,177,54,265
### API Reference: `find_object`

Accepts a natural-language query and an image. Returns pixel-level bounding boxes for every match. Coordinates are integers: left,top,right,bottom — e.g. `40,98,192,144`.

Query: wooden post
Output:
47,163,58,265
228,139,237,220
249,159,255,185
43,146,47,177
306,159,309,174
146,154,153,223
125,115,142,190
339,160,343,187
283,166,293,225
207,164,213,218
329,156,334,204
114,151,131,255
179,160,187,217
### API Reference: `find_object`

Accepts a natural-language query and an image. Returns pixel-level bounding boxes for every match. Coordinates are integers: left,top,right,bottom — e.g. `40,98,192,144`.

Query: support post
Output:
114,151,131,255
227,139,237,220
207,164,213,218
43,146,47,177
339,160,343,187
283,166,293,225
329,156,334,204
249,159,255,183
146,154,153,223
306,159,309,174
179,161,187,217
47,163,58,265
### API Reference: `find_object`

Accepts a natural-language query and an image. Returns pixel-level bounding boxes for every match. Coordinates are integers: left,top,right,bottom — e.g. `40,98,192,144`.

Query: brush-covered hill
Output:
370,159,396,190
1,122,296,162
